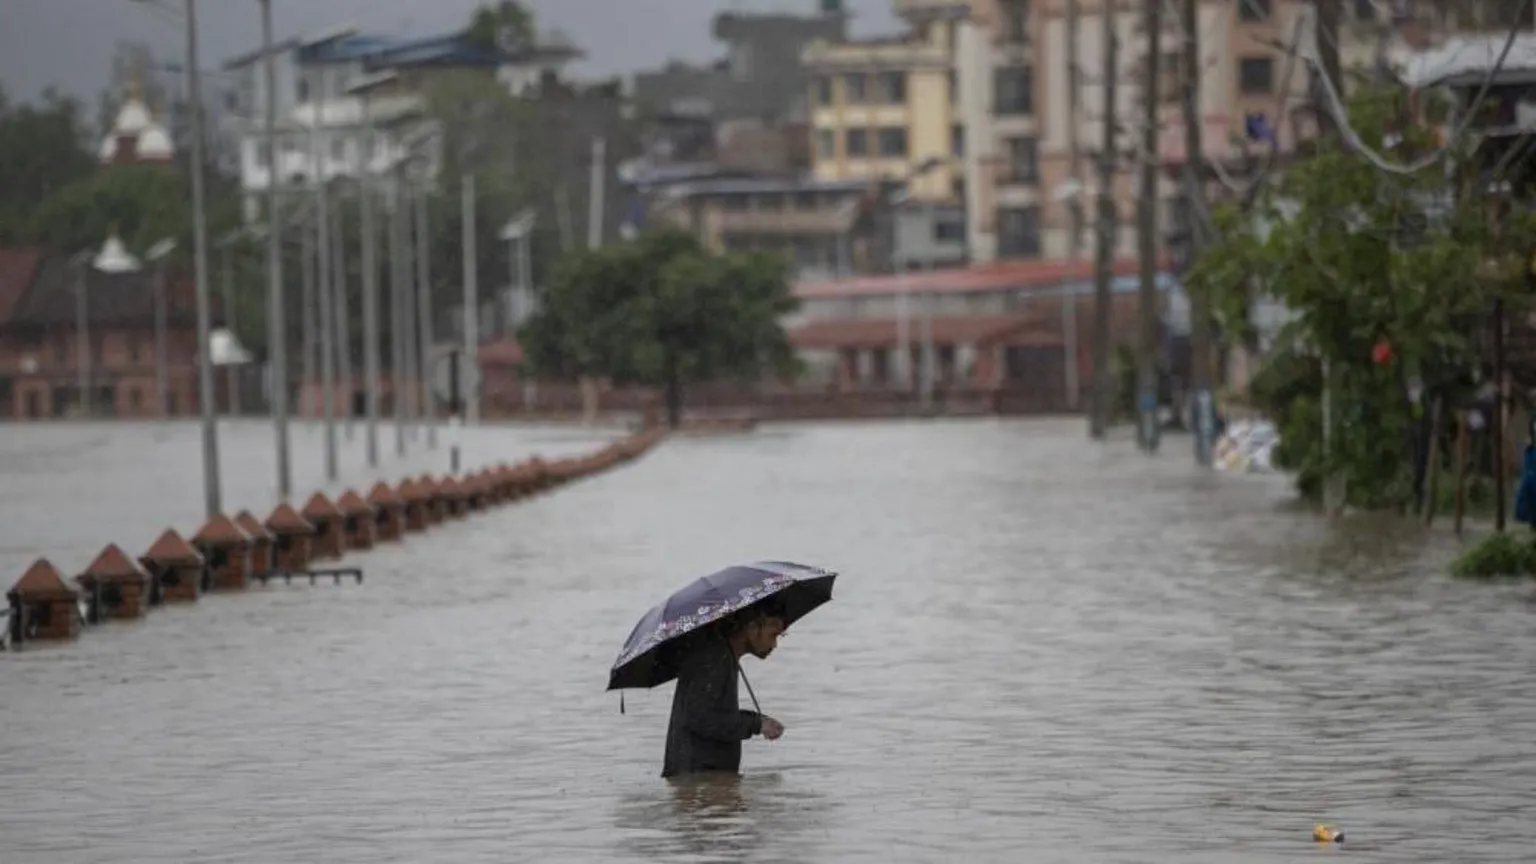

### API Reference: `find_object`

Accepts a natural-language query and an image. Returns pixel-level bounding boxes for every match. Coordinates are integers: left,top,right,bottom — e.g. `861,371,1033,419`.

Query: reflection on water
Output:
2,419,1535,863
616,772,836,864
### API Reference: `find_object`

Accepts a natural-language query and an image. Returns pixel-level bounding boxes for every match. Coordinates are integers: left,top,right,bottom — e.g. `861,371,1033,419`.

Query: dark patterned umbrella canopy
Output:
607,560,837,691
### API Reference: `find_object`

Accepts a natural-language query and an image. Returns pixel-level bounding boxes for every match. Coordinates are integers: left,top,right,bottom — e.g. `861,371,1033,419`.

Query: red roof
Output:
81,544,148,582
142,528,204,565
10,558,77,599
194,514,250,547
788,314,1063,350
0,247,44,322
793,257,1162,300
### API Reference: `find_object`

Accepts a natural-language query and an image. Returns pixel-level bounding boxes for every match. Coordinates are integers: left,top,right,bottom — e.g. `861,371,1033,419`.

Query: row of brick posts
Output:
3,429,666,649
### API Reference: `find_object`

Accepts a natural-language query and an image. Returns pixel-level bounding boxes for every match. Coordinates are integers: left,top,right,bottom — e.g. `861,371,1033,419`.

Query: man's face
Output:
746,616,785,659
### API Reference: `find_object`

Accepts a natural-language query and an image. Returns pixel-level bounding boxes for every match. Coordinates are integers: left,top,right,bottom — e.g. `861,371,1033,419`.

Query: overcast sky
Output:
0,0,898,105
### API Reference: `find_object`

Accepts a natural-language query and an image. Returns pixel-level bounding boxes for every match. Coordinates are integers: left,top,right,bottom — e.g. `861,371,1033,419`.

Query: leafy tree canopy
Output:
463,1,535,53
1189,83,1536,508
519,230,799,425
0,86,97,244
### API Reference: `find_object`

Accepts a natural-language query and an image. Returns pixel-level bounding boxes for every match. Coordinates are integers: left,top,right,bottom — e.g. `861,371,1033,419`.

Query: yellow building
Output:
803,0,968,203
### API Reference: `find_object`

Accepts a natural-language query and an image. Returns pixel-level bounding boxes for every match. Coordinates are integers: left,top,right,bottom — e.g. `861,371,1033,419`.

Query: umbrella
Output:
607,560,837,696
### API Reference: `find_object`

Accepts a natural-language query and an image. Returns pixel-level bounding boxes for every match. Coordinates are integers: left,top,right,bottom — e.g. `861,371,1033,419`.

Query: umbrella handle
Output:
718,630,765,719
737,663,763,718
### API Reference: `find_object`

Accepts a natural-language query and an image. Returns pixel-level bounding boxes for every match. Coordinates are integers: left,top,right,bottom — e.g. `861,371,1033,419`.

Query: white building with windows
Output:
221,26,583,223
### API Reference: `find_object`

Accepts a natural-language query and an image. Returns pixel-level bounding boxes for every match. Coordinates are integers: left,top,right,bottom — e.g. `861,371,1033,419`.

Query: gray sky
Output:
0,0,898,105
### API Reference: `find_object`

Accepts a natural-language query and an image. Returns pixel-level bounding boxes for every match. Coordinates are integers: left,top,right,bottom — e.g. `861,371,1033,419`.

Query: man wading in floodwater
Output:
662,607,787,778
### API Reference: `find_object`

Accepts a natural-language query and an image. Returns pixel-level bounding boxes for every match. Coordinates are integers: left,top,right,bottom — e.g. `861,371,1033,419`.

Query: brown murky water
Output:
2,418,1535,863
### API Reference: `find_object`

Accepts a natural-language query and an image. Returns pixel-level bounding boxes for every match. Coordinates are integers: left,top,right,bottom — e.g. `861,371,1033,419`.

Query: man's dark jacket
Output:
662,638,761,778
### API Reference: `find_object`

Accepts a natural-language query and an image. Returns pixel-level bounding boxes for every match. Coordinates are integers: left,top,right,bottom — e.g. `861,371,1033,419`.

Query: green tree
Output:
1189,84,1534,508
520,230,799,426
0,86,97,243
463,1,535,52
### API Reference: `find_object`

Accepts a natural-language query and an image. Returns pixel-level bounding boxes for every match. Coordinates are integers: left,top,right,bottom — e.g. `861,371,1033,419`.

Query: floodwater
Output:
2,418,1535,863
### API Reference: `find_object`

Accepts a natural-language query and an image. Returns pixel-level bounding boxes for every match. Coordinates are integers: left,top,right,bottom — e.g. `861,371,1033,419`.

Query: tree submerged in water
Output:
1189,83,1536,511
518,231,799,427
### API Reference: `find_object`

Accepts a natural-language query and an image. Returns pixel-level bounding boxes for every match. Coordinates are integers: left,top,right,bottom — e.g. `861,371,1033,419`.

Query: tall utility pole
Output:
311,68,337,482
461,172,480,425
186,0,221,518
1316,0,1345,509
588,136,606,250
360,102,381,467
415,180,437,449
401,183,419,442
396,180,414,455
260,0,290,500
1181,0,1213,467
333,194,353,437
1090,0,1118,440
1316,0,1342,138
1064,0,1081,412
1137,0,1162,454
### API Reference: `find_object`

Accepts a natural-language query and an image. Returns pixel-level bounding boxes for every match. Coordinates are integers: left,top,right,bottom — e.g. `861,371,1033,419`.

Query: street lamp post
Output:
461,171,479,425
75,259,92,418
308,67,338,482
414,175,436,448
217,233,242,416
388,176,408,456
259,0,291,501
146,238,177,419
185,0,222,519
500,210,536,413
359,96,382,467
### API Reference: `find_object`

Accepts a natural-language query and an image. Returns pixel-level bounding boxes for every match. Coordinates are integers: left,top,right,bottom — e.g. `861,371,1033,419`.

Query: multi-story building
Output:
222,27,584,222
954,0,1303,264
645,177,888,281
0,95,217,421
803,0,966,204
955,0,1535,267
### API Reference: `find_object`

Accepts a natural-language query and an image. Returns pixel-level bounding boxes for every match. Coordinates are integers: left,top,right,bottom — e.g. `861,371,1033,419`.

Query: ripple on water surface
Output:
2,418,1535,863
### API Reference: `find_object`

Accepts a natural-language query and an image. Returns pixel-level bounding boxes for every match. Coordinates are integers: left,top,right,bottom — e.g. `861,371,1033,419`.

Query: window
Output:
817,128,836,159
1001,0,1030,43
846,128,869,157
254,140,272,168
1239,57,1274,95
1005,137,1038,183
296,76,310,103
934,216,966,243
952,124,965,157
876,127,908,158
814,76,833,106
331,137,346,161
994,66,1033,115
997,206,1041,258
948,69,959,105
1238,0,1271,22
129,387,142,410
843,73,867,103
1351,0,1376,21
876,71,907,104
